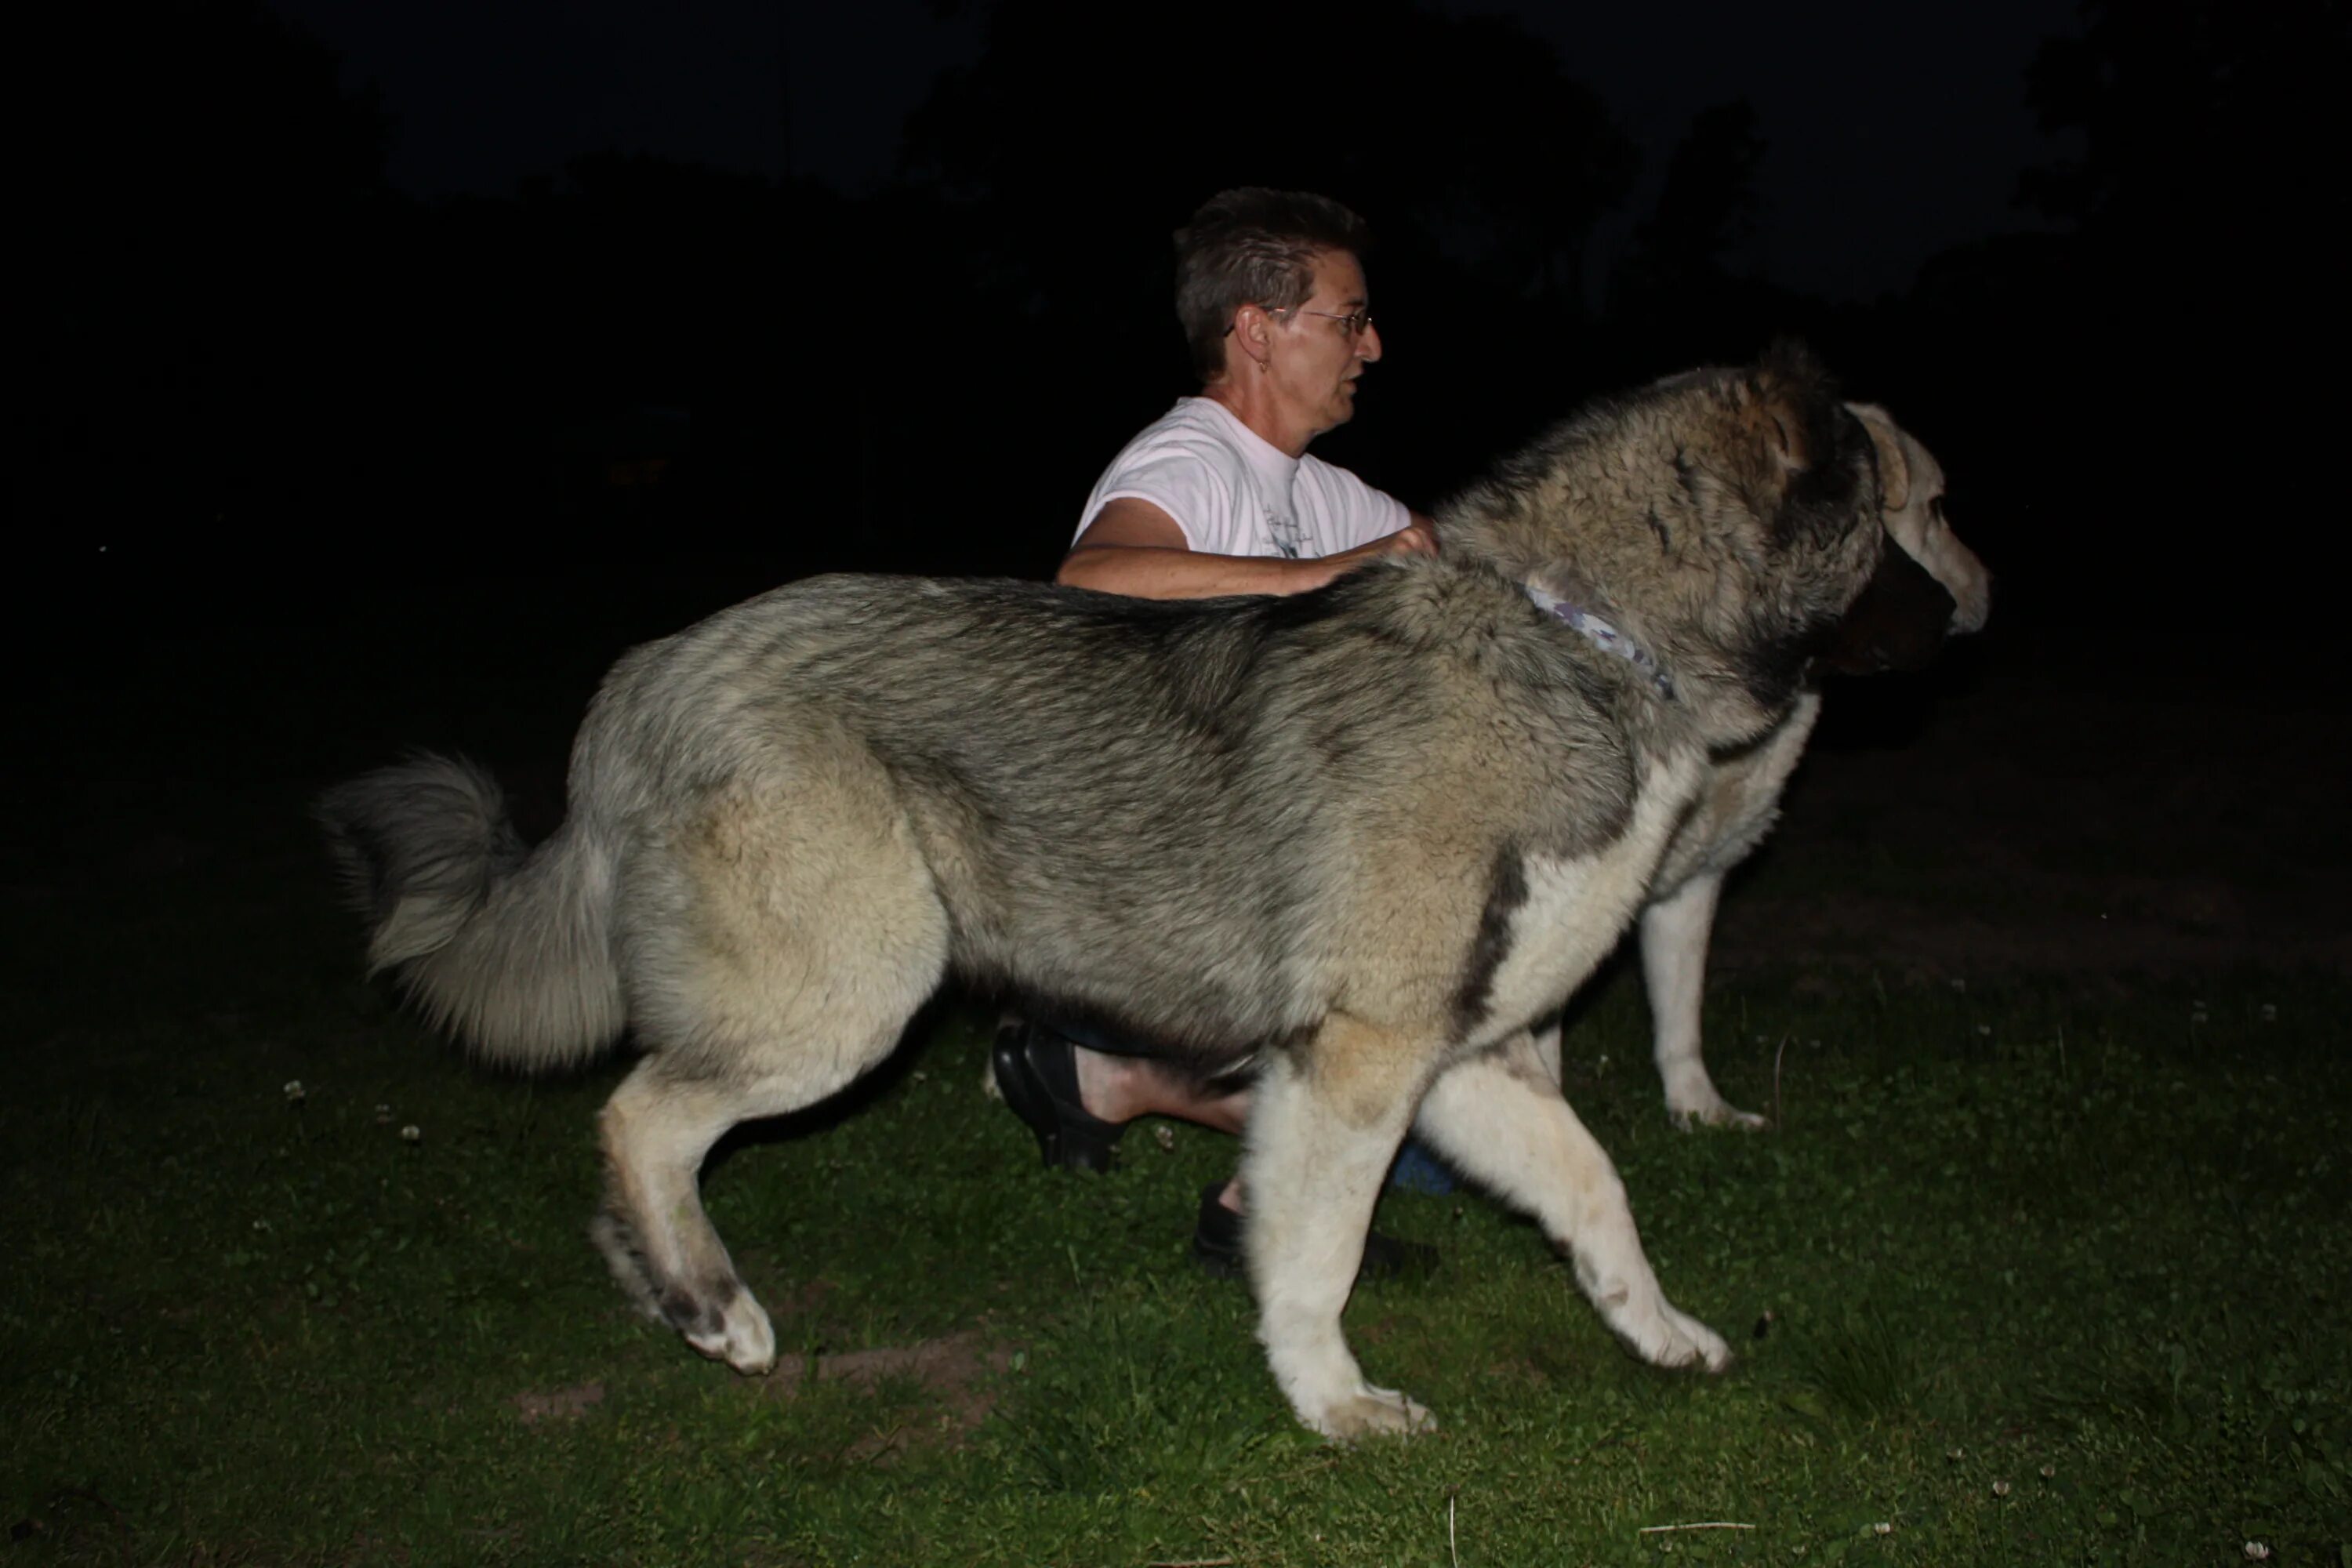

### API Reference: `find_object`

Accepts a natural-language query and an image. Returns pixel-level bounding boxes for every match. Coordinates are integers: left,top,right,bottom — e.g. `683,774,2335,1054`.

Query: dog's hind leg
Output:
593,1060,802,1373
1640,873,1766,1130
1242,1014,1435,1440
1414,1031,1731,1374
593,765,951,1374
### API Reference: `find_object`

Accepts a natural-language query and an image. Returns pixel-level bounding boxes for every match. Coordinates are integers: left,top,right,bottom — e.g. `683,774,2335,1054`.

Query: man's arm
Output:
1058,499,1437,601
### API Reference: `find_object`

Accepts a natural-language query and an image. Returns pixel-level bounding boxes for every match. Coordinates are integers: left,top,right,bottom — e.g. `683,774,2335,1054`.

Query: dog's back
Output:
574,561,1667,1065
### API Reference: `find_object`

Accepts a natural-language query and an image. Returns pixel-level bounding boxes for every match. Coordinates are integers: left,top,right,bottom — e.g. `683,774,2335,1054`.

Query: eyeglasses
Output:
1289,307,1374,338
1225,304,1376,339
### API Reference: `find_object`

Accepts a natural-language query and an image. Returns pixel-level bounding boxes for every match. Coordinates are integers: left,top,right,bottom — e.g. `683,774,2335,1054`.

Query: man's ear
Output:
1815,536,1955,676
1229,303,1277,371
1846,402,1911,514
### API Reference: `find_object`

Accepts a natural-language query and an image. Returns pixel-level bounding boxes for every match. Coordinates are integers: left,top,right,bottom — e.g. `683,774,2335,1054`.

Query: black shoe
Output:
993,1020,1128,1172
1189,1183,1439,1283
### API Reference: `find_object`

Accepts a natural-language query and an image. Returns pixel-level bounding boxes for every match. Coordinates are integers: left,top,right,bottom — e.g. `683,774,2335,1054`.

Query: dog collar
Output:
1523,585,1677,700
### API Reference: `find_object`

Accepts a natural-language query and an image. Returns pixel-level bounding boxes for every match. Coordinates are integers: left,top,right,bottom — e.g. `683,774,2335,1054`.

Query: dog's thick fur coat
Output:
1529,401,1991,1127
321,346,1940,1437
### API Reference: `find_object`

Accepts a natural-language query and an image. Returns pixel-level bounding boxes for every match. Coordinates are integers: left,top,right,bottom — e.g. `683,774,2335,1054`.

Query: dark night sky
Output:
274,0,2079,303
45,0,2343,625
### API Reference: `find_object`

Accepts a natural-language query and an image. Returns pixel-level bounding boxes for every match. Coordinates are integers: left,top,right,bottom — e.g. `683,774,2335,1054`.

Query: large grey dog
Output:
320,345,1951,1438
1543,403,1991,1127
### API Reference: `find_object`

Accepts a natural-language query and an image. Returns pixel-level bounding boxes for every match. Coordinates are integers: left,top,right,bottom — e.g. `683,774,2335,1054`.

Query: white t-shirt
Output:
1076,397,1411,559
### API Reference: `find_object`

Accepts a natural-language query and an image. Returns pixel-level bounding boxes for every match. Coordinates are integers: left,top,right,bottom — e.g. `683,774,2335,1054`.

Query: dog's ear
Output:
1748,340,1830,476
1814,538,1956,676
1845,402,1910,514
1744,344,1877,554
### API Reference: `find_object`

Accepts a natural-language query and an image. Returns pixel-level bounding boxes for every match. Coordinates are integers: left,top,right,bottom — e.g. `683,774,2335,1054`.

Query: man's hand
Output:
1395,517,1440,557
1336,512,1439,566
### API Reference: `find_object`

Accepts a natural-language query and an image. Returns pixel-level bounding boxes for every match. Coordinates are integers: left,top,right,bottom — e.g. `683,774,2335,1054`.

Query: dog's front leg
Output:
1640,873,1766,1129
1243,1015,1433,1440
1414,1032,1731,1373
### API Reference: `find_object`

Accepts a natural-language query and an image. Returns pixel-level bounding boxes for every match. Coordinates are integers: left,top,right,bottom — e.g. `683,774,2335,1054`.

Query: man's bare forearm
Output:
1055,546,1346,600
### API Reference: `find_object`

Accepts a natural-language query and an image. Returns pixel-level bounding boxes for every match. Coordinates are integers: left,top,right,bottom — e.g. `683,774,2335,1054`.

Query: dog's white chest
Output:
1473,753,1705,1044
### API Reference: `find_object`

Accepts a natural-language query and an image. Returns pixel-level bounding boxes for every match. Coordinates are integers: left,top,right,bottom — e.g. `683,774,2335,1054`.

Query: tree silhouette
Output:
1598,100,1813,380
893,0,1637,503
45,0,392,248
1882,0,2350,616
2018,0,2348,325
905,0,1635,307
31,1,398,526
1626,100,1767,288
2021,0,2348,234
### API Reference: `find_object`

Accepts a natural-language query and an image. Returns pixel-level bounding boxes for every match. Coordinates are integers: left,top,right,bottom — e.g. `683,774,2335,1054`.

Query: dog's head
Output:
1845,404,1991,637
1450,343,1932,746
1806,405,1992,679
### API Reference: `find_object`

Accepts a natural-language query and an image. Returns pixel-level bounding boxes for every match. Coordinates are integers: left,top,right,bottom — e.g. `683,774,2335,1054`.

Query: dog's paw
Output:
1604,1290,1733,1374
1666,1092,1768,1132
681,1288,777,1376
1654,1301,1733,1373
1305,1383,1437,1442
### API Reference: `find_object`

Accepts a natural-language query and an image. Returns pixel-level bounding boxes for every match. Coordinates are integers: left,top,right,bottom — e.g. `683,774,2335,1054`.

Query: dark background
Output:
27,0,2348,608
13,0,2350,971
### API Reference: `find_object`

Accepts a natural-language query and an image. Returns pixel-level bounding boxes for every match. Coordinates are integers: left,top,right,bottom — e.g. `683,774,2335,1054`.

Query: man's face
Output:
1267,249,1383,440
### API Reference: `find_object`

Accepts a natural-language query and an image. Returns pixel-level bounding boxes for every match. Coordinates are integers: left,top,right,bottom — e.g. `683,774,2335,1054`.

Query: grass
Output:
4,598,2346,1563
5,873,2348,1567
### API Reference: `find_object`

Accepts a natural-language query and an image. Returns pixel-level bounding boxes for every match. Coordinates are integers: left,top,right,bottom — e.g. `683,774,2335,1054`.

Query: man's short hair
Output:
1174,188,1373,383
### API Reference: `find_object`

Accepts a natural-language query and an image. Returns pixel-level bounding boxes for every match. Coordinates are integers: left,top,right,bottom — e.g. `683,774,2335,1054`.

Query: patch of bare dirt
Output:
511,1381,605,1425
764,1329,1014,1462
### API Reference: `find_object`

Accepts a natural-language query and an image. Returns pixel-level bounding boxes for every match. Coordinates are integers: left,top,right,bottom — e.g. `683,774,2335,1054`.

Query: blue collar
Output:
1523,585,1677,701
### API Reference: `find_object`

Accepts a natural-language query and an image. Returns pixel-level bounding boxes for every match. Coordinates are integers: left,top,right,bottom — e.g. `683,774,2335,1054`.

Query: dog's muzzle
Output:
1813,543,1959,676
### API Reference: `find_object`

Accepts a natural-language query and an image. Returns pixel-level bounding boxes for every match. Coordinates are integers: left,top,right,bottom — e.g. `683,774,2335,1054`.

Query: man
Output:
993,187,1439,1276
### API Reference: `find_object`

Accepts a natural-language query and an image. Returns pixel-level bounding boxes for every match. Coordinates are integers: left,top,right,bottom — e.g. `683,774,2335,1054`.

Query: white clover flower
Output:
282,1080,306,1103
1153,1125,1176,1152
401,1124,423,1143
1976,1024,1993,1036
2243,1544,2270,1562
1991,1480,2011,1497
2259,1004,2278,1022
2038,1464,2056,1479
374,1104,393,1124
1946,1446,1965,1462
1872,1522,1893,1536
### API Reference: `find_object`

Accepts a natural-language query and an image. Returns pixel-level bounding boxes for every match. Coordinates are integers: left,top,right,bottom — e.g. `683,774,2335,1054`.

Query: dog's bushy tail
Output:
316,753,624,1071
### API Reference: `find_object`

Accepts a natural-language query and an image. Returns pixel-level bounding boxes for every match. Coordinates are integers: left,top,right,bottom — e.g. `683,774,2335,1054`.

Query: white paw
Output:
1666,1091,1768,1131
1657,1301,1733,1372
684,1291,777,1376
1303,1382,1437,1441
1603,1289,1733,1373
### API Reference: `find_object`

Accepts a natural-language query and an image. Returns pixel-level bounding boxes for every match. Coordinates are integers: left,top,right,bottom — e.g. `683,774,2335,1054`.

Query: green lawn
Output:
6,871,2346,1568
